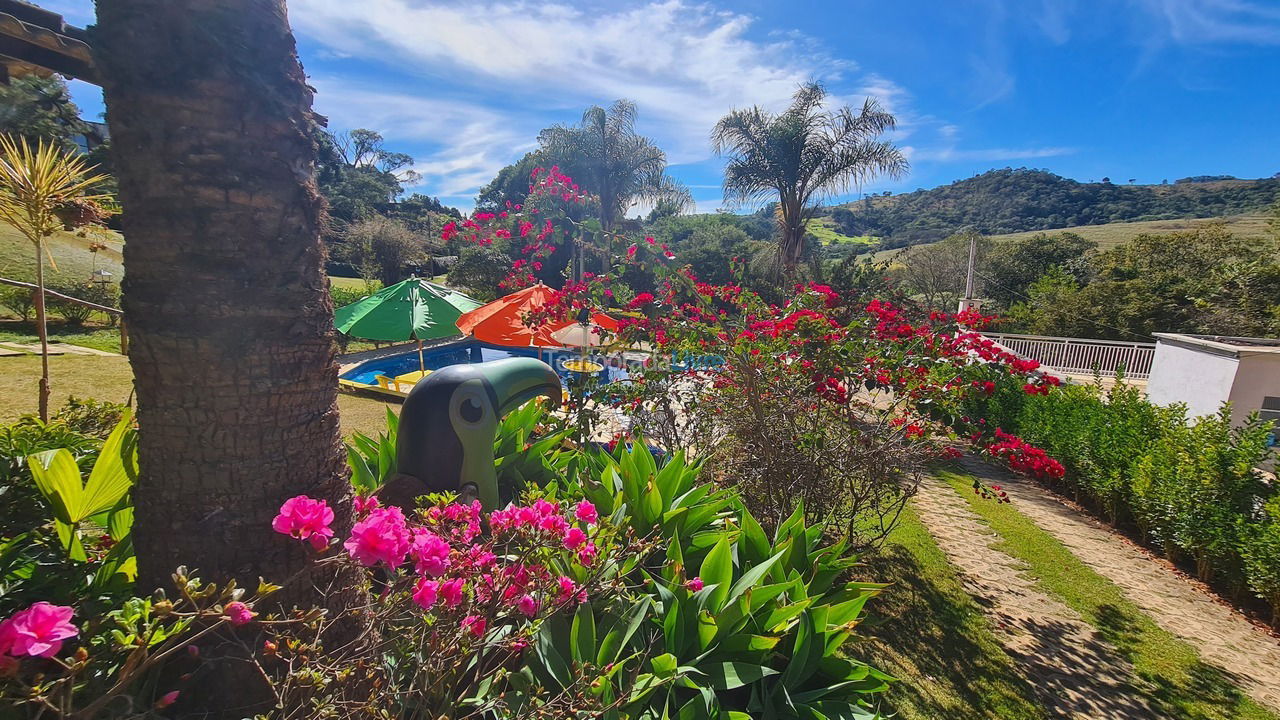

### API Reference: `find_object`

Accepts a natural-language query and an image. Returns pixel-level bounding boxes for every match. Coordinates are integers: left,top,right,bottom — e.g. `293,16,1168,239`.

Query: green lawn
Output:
805,218,877,245
0,354,396,438
938,470,1279,720
0,223,124,286
857,503,1047,720
0,319,122,353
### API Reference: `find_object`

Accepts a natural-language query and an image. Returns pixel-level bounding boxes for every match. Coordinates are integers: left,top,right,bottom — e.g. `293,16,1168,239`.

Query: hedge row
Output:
964,379,1280,625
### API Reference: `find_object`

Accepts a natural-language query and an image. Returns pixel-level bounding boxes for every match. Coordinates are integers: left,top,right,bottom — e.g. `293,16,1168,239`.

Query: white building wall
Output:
1147,340,1239,420
1226,353,1280,426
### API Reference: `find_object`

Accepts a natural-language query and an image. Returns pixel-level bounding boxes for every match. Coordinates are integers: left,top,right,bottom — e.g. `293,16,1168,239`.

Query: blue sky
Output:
47,0,1280,213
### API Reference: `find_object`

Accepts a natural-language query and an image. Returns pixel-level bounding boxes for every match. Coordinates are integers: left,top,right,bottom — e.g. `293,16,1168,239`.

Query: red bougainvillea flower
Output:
224,601,255,626
0,602,77,657
345,506,411,568
272,495,335,551
685,577,704,592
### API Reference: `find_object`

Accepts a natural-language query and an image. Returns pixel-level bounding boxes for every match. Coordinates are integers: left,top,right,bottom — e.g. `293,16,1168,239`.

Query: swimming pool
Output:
339,339,622,389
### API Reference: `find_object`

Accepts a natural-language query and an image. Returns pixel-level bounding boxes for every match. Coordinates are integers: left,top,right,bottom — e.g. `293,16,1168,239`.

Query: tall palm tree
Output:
539,100,693,232
713,83,908,271
0,135,107,421
93,0,361,686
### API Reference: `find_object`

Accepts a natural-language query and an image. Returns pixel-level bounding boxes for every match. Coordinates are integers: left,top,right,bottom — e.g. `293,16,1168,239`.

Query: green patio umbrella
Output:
334,277,482,371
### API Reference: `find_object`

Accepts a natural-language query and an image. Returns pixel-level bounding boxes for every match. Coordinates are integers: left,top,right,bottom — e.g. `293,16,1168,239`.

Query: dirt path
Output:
912,475,1165,719
958,456,1280,712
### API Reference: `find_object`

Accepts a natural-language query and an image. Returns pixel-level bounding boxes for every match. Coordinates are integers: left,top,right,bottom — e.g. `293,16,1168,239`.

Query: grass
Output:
0,354,397,438
0,223,125,286
856,503,1047,720
805,218,876,246
937,469,1280,720
868,214,1273,263
987,214,1272,250
0,319,122,353
329,275,371,291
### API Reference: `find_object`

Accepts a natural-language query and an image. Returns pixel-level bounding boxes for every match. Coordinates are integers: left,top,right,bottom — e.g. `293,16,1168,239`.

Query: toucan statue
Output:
380,357,563,511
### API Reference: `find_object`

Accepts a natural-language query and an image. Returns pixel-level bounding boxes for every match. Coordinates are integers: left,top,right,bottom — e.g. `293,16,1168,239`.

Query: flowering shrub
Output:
258,487,642,717
982,429,1065,482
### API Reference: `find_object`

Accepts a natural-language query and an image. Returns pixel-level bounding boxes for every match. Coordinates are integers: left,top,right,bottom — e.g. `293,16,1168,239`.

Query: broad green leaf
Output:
650,652,678,678
597,597,649,666
571,601,596,666
107,505,134,541
703,662,777,690
700,534,733,613
81,412,136,517
28,448,81,523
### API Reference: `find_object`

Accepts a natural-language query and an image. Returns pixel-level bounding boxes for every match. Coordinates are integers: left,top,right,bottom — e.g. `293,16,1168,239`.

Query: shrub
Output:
1241,497,1280,627
46,281,119,325
52,396,128,439
0,286,34,321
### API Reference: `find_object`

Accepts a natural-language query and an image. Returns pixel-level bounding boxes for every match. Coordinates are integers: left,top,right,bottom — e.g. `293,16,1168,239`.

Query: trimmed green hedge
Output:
964,379,1280,624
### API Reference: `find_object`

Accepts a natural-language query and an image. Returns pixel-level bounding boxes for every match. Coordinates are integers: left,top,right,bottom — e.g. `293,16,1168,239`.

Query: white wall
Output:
1147,340,1238,421
1227,353,1280,426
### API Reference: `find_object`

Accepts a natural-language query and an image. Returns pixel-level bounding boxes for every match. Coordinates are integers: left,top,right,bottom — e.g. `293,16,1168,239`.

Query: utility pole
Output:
958,232,978,313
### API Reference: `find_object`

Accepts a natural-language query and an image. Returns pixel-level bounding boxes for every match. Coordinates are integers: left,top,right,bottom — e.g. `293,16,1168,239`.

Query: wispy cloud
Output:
906,145,1076,163
1132,0,1280,45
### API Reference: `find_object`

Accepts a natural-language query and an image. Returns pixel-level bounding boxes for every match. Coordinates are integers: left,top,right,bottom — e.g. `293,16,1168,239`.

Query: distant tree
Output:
893,232,991,311
539,100,693,232
984,231,1095,308
447,245,513,301
384,192,461,235
475,151,544,211
0,76,89,151
713,83,907,271
316,128,415,228
338,216,427,286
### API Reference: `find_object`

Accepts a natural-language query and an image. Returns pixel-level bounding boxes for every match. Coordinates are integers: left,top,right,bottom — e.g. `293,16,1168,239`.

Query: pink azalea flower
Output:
440,578,466,608
563,527,587,550
224,601,255,626
410,530,452,577
461,614,486,638
539,514,568,536
576,542,598,567
557,576,587,605
155,690,180,709
686,577,704,592
516,594,540,617
574,500,598,525
345,507,410,568
413,578,439,610
272,495,335,551
353,494,380,516
1,603,77,658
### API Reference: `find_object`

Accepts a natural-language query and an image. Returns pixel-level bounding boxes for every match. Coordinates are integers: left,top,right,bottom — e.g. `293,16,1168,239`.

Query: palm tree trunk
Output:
93,0,358,613
34,241,49,422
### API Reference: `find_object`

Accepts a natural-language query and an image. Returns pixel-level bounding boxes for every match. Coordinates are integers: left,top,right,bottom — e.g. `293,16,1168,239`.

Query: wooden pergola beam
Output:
0,1,98,85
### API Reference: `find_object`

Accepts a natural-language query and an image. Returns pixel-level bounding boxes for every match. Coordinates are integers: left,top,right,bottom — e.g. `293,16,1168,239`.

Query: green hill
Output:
0,224,124,286
828,168,1280,248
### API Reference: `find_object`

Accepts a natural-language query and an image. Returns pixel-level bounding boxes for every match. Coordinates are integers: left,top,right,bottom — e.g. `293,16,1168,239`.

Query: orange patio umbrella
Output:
455,283,619,348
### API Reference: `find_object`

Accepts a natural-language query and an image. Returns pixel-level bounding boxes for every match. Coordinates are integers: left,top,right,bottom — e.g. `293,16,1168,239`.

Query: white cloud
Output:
310,79,536,197
1133,0,1280,45
289,0,861,165
907,145,1075,163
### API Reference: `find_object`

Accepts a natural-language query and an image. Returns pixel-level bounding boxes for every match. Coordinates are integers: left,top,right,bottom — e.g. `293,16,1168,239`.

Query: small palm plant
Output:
0,135,109,420
713,82,908,273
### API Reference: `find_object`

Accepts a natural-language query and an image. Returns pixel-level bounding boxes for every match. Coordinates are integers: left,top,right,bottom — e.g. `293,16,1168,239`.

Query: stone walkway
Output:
956,456,1280,712
913,474,1164,719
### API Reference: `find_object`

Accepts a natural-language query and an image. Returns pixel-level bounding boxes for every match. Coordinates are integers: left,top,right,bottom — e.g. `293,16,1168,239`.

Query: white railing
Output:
982,333,1156,379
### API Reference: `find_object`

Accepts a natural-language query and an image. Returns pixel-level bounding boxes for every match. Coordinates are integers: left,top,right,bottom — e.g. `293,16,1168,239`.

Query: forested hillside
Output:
829,168,1280,247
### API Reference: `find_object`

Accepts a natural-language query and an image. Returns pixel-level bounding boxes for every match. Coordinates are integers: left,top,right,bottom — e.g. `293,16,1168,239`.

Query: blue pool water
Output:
340,340,607,387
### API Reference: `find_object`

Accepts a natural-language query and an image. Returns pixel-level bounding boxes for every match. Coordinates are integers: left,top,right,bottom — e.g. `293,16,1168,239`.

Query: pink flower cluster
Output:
0,602,78,659
273,495,604,640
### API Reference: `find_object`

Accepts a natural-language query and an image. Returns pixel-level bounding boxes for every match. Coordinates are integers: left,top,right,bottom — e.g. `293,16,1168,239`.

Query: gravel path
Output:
913,474,1164,719
956,456,1280,712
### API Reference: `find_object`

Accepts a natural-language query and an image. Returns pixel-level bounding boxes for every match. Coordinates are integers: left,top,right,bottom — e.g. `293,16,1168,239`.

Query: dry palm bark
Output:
92,0,362,694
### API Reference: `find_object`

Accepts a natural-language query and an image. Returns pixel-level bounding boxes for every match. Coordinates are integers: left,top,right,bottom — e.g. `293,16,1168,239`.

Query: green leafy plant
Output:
530,441,892,719
27,411,136,574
